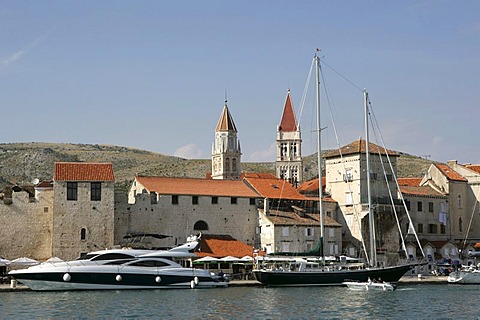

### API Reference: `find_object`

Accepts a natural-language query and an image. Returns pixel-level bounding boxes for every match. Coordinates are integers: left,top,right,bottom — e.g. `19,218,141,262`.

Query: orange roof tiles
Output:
278,90,298,132
215,105,237,132
244,176,309,200
297,177,325,193
324,139,398,158
465,164,480,174
435,164,467,182
195,234,259,258
399,185,446,197
397,177,423,187
54,162,115,182
135,176,259,197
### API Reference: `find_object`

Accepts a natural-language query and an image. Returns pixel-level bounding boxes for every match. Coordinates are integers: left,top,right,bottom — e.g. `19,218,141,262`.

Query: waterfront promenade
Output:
0,275,448,292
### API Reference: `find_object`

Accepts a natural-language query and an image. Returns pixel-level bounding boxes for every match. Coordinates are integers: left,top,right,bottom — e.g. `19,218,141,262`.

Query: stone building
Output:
276,90,303,187
52,162,115,260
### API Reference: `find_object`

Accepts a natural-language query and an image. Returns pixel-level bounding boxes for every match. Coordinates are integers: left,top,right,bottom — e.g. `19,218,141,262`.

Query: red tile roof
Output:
324,139,398,158
465,164,480,174
135,176,259,197
195,234,261,258
399,185,446,197
244,176,309,200
278,90,298,132
215,105,237,132
297,177,325,193
434,164,467,182
54,162,115,182
397,177,423,187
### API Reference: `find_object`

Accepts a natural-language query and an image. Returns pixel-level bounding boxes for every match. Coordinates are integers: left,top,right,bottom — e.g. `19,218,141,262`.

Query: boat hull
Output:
447,270,480,284
10,267,227,291
253,264,412,286
343,281,395,291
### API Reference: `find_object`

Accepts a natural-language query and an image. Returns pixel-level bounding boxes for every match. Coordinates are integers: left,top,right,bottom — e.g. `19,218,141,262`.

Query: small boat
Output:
343,280,395,291
9,235,228,291
447,265,480,284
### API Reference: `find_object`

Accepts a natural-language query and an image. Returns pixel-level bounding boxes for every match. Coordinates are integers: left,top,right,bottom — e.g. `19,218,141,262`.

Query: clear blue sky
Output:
1,1,479,164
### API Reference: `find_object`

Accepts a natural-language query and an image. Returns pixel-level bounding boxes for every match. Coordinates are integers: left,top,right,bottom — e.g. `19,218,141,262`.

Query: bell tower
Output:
211,101,242,180
276,89,303,186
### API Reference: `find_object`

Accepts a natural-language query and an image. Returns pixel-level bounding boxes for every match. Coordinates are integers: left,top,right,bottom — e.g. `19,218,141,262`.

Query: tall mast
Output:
364,90,376,267
315,53,324,260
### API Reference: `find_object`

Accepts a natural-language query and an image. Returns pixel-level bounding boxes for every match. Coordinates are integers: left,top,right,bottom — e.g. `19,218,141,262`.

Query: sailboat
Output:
252,52,416,286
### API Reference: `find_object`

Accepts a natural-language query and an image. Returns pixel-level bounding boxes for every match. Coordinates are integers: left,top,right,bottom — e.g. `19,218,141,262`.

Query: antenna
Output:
224,89,228,105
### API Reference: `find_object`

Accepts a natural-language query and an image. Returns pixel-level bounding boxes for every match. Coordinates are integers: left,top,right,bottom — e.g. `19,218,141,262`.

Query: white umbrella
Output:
193,256,220,264
240,255,254,262
10,257,39,266
43,257,64,264
220,256,241,263
0,258,11,266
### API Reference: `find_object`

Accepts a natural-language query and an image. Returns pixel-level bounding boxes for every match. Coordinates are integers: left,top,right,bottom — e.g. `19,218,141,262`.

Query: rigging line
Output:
367,95,425,259
318,59,370,263
462,188,480,251
320,59,364,92
297,57,315,126
368,109,409,258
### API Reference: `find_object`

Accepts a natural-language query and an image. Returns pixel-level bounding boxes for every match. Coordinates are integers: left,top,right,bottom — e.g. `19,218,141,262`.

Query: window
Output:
417,224,423,233
91,182,101,201
440,224,446,234
44,207,49,213
343,169,353,182
150,192,157,204
428,202,434,212
326,211,332,218
67,182,78,201
328,227,334,238
194,220,208,231
428,224,438,234
457,195,462,209
406,200,411,210
192,196,199,205
250,198,256,205
231,197,237,204
211,196,218,204
282,227,289,237
345,192,353,206
80,228,86,240
282,242,290,252
172,195,179,205
305,227,314,237
417,201,423,212
459,217,463,232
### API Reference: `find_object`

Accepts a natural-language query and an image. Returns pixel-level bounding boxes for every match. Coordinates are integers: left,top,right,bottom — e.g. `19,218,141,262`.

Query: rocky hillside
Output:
0,142,435,191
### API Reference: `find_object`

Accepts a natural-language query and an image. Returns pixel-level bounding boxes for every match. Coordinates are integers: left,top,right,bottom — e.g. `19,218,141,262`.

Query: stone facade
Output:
0,188,53,261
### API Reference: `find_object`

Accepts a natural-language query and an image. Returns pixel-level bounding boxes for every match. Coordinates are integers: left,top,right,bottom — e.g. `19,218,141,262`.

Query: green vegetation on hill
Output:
0,142,436,191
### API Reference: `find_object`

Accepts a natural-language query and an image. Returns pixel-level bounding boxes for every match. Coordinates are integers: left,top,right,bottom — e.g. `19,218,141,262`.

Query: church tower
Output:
276,90,303,186
211,101,242,180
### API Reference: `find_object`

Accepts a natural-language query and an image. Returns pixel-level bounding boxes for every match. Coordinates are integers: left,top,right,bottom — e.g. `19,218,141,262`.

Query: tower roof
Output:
215,104,237,132
278,90,298,132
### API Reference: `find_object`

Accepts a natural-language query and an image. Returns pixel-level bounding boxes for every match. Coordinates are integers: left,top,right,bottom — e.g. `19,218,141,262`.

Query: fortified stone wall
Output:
115,192,258,248
0,190,53,261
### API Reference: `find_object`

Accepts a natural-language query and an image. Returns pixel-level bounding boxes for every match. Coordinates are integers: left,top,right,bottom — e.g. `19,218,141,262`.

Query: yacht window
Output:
106,259,135,265
130,260,170,267
91,253,136,261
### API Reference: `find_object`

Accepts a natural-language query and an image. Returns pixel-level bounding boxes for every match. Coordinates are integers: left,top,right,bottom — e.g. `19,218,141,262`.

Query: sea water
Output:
0,284,478,319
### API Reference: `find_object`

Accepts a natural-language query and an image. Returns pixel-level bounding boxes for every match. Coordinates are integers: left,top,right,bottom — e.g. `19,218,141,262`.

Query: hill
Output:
0,142,435,191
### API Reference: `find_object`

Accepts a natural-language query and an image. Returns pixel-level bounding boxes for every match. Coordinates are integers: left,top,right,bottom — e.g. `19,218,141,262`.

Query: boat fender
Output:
194,277,199,285
190,280,196,289
63,273,71,282
155,276,162,283
116,275,122,282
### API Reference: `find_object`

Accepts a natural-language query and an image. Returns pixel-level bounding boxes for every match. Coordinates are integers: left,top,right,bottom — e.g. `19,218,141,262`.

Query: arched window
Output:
225,158,230,172
459,217,463,232
458,195,462,208
232,158,237,171
194,220,209,231
80,228,86,240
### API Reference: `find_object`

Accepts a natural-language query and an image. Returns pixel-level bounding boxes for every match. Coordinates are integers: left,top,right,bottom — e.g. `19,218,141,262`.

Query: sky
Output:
0,1,479,164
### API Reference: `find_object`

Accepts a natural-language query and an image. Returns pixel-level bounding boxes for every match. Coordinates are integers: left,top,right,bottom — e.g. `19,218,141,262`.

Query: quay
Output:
0,275,449,292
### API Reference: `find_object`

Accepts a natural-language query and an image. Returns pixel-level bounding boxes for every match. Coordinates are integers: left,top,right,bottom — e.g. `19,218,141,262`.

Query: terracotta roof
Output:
324,139,398,158
434,164,467,182
135,176,259,197
397,178,422,187
243,172,277,179
264,210,342,227
54,162,115,182
244,176,309,200
195,234,260,258
297,177,325,193
399,185,446,197
465,164,480,174
278,90,298,132
215,105,237,132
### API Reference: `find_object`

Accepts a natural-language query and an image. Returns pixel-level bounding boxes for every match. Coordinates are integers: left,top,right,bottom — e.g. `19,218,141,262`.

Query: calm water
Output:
1,284,479,319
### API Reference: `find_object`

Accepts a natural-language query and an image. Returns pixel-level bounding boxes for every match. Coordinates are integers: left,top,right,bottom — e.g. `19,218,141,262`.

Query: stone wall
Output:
0,190,53,261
